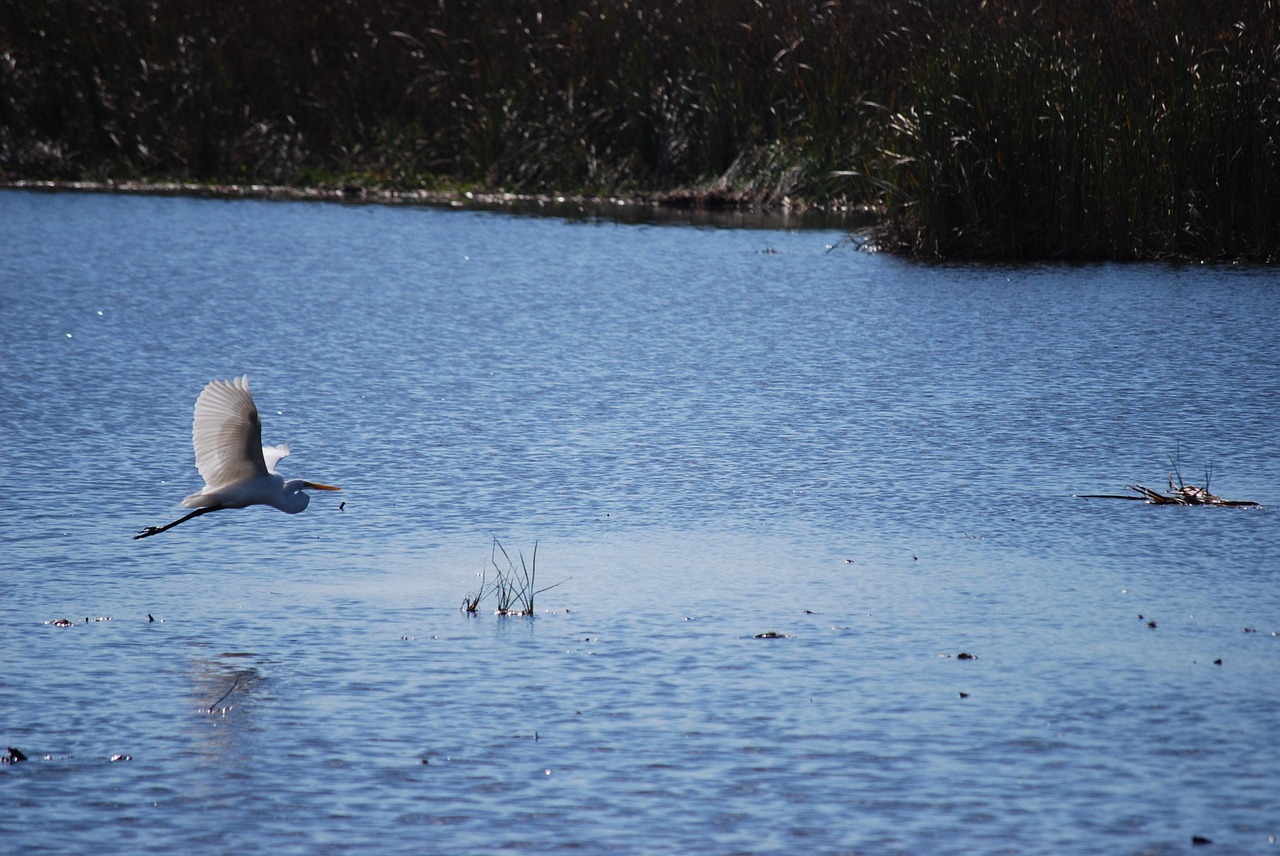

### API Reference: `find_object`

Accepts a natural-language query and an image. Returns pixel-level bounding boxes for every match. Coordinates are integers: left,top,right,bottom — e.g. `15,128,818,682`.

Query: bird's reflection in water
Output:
185,653,265,756
195,653,261,715
176,653,270,809
197,655,259,716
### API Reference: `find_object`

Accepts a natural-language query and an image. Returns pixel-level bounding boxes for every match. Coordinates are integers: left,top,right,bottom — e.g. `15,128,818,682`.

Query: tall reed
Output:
875,0,1280,259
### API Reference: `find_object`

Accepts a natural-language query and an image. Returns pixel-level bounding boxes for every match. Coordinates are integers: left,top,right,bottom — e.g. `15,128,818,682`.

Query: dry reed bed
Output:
2,0,1275,259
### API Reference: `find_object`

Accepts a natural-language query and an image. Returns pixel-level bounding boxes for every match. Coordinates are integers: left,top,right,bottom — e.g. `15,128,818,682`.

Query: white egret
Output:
135,375,340,540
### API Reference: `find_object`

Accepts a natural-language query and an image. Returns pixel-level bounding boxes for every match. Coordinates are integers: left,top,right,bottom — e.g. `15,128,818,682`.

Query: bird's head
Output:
280,479,341,513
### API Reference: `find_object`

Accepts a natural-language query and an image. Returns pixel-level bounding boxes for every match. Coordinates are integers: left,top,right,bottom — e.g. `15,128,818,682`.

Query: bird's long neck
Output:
276,480,312,514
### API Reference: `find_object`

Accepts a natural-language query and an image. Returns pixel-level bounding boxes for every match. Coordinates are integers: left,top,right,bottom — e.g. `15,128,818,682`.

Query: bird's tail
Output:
182,492,219,508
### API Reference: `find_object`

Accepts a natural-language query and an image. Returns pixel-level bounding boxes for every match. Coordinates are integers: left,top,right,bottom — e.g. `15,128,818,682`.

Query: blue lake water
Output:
2,188,1278,853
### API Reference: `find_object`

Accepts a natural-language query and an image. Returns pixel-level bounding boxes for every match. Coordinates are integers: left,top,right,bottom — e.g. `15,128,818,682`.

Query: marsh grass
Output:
873,0,1280,259
2,0,1275,258
0,0,900,201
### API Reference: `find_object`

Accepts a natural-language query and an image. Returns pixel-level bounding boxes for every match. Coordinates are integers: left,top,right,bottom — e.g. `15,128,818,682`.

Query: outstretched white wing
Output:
262,443,291,475
191,375,268,491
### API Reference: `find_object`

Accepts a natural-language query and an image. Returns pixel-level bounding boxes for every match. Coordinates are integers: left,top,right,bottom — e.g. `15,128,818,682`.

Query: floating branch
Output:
1124,483,1259,507
1077,451,1261,507
1076,485,1259,506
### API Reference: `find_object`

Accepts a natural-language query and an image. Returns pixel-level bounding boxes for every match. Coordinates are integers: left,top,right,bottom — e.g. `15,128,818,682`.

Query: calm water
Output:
2,189,1278,853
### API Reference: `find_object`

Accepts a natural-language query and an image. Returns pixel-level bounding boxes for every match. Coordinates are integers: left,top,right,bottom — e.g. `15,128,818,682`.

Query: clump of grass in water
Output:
460,538,568,616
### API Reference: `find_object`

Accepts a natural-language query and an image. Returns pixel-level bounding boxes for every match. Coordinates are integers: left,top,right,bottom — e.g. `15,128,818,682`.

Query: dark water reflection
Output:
1,190,1278,853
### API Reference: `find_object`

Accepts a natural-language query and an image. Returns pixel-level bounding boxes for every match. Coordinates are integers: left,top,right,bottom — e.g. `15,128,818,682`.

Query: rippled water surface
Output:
2,190,1279,853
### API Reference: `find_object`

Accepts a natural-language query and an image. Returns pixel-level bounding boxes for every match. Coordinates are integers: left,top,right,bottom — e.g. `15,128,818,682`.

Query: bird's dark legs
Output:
134,505,222,540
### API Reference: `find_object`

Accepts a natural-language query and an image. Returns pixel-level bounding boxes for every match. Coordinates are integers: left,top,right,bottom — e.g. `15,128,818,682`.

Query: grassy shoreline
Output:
3,0,1276,260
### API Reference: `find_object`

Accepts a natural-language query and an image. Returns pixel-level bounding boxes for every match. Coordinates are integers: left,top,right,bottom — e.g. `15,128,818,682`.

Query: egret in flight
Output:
135,375,340,539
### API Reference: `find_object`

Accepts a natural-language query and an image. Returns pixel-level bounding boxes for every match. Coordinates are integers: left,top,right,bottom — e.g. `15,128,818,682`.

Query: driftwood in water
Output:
1078,481,1260,507
1124,482,1259,506
1079,450,1262,507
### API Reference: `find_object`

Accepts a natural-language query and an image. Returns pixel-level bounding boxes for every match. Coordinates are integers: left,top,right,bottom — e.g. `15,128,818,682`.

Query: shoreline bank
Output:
1,178,875,232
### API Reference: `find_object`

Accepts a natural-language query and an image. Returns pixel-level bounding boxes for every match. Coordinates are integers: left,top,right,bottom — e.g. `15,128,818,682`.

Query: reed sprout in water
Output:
459,566,492,615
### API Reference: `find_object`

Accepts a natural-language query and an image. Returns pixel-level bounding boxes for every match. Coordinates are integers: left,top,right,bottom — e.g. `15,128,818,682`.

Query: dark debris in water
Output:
1077,455,1262,507
1124,483,1257,506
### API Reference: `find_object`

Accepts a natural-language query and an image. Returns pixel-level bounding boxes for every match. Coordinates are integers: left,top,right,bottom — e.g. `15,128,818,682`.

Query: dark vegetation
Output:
2,0,1277,259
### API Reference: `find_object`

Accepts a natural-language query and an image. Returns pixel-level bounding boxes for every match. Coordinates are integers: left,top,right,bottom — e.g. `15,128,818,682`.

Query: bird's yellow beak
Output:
304,481,342,491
